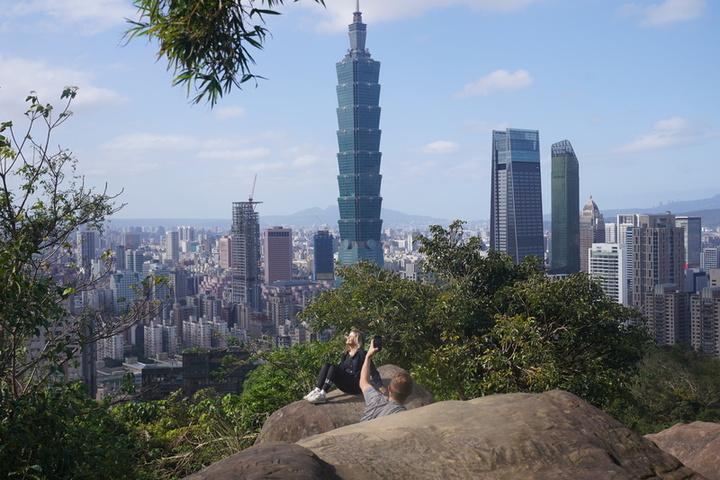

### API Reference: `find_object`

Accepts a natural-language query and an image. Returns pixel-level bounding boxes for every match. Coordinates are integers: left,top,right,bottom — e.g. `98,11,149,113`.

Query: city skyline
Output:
1,0,718,221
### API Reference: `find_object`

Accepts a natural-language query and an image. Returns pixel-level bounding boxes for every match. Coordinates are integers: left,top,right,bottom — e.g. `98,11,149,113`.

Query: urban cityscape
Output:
4,1,720,477
36,6,716,403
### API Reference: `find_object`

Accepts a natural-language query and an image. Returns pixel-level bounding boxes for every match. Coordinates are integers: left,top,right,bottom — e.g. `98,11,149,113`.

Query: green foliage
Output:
611,344,720,434
111,340,339,479
489,273,649,406
0,382,136,480
126,0,326,105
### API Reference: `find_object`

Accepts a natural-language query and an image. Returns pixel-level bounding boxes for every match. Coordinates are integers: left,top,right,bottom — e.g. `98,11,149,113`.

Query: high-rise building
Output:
690,287,720,357
675,216,701,269
579,197,605,272
125,249,145,273
335,6,384,268
616,214,642,306
631,214,685,318
76,230,98,275
490,128,544,264
645,283,689,347
313,230,335,281
218,236,232,270
166,230,180,264
264,226,293,284
231,201,262,313
550,140,580,274
702,247,719,271
588,243,627,305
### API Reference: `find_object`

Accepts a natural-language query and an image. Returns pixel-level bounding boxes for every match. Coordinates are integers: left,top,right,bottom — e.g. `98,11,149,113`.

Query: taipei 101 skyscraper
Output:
335,2,384,268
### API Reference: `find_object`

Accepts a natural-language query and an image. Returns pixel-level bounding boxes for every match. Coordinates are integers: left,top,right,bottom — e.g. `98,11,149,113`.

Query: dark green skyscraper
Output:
335,5,384,267
550,139,580,274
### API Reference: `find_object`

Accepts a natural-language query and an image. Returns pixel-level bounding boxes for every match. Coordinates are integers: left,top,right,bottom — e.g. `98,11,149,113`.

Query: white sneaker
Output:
307,390,327,404
303,387,320,400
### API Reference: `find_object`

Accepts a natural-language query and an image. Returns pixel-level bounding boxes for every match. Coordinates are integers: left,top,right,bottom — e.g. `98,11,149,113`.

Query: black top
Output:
340,348,383,389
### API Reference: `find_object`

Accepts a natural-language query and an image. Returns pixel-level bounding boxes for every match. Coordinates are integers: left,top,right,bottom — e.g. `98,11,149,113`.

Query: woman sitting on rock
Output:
304,328,383,404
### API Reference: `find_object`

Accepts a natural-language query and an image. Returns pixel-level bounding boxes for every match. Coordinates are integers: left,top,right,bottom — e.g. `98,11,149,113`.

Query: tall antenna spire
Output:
349,0,367,51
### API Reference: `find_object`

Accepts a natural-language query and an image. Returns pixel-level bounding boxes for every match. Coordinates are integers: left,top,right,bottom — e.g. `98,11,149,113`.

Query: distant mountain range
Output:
108,194,720,230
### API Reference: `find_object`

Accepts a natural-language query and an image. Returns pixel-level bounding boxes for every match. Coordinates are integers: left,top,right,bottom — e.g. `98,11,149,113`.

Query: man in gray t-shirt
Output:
358,339,413,422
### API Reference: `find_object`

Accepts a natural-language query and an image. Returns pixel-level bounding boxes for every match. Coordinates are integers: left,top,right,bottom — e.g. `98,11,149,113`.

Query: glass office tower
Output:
490,128,544,264
550,140,580,274
335,7,384,267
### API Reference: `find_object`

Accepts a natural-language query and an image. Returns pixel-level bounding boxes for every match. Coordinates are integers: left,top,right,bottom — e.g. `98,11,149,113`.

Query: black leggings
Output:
316,363,361,394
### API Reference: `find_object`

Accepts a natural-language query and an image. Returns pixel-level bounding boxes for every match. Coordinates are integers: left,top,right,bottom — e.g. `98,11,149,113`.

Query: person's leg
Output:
304,363,331,400
316,363,331,390
326,366,362,394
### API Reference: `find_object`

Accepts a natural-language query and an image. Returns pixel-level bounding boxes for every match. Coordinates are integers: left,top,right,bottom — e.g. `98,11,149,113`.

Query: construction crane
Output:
315,215,328,231
249,174,257,203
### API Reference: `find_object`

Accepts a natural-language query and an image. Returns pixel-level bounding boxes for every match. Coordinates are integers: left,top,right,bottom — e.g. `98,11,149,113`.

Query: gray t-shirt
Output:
360,386,406,422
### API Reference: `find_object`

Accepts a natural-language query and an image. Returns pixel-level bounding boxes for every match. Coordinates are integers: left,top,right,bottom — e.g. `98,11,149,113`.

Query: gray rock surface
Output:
298,390,705,479
183,441,339,480
184,390,708,479
256,364,434,444
647,421,720,480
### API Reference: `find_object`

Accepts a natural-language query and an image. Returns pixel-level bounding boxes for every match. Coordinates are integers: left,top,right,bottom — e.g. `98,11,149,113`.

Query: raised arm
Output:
359,339,379,392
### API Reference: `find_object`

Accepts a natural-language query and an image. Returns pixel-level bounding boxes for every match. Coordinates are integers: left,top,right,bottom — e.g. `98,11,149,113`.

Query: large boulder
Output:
186,390,706,479
183,442,339,480
646,422,720,480
256,364,434,444
298,390,704,479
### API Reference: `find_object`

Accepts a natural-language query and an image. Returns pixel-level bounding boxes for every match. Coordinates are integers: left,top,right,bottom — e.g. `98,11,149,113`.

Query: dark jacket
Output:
340,348,383,389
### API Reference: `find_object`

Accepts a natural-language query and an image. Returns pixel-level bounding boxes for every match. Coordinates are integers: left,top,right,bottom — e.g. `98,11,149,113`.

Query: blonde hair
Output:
347,328,364,349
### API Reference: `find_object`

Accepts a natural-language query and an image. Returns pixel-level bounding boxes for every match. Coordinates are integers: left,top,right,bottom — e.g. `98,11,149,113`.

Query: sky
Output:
0,0,718,222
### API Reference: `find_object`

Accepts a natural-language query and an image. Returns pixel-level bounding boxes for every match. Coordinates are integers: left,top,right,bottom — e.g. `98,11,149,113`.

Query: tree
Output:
613,344,720,434
126,0,326,105
0,89,163,478
0,88,160,398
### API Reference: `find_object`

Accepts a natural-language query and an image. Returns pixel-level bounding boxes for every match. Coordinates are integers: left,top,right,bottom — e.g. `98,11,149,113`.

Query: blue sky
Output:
1,0,717,222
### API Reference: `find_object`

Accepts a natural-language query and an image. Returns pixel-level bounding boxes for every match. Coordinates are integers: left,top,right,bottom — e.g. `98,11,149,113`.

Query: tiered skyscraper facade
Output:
335,7,384,267
550,140,580,274
490,128,544,264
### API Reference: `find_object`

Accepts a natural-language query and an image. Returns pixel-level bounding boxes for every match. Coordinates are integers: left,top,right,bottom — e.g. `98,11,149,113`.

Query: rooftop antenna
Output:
356,0,360,12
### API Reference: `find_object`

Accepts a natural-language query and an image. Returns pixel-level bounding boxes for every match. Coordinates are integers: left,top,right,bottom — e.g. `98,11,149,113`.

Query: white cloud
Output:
618,0,706,26
414,140,460,154
197,148,271,161
616,117,719,153
305,0,545,32
4,0,134,35
101,133,199,151
454,70,533,98
0,57,127,115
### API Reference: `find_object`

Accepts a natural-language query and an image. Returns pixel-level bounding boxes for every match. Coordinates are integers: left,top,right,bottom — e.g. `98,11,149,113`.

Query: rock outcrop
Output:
256,364,435,444
186,390,706,479
646,422,720,480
